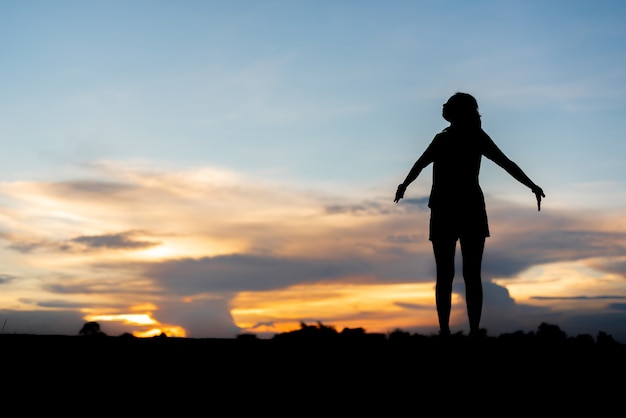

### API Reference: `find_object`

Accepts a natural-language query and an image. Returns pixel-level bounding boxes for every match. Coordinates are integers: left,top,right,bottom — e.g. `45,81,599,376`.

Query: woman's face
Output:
442,101,451,121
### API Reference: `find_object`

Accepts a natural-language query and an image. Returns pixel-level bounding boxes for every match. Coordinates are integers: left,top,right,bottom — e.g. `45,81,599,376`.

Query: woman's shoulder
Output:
434,127,452,140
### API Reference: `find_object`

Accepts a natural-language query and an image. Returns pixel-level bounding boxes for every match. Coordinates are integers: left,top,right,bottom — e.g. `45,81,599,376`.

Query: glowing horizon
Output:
1,2,626,342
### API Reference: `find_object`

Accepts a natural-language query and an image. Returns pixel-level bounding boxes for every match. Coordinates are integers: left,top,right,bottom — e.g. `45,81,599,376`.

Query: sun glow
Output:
133,237,244,260
231,281,439,335
134,326,186,338
136,244,180,259
84,312,187,337
85,313,157,325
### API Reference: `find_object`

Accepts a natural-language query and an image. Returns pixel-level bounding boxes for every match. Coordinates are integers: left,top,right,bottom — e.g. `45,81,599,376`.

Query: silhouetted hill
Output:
2,322,623,414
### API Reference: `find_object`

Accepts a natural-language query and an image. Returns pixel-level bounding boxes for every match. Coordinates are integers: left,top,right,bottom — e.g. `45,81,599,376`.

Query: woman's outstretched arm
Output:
483,135,545,210
394,143,435,203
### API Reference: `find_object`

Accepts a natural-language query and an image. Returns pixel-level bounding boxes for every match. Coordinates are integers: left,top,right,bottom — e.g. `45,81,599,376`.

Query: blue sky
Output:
1,1,626,341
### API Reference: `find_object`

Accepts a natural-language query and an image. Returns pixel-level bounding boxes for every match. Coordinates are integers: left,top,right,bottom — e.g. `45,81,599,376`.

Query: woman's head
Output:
442,92,481,127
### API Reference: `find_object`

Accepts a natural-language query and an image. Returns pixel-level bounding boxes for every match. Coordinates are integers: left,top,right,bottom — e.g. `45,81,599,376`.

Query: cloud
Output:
480,203,626,279
42,280,137,296
145,254,372,295
7,230,161,254
46,180,135,198
69,230,160,251
452,280,549,336
7,242,44,254
0,274,17,285
386,234,422,244
586,256,626,280
325,201,392,216
531,295,626,301
154,297,241,338
0,309,85,335
557,311,626,342
0,161,625,340
394,302,430,310
19,299,90,309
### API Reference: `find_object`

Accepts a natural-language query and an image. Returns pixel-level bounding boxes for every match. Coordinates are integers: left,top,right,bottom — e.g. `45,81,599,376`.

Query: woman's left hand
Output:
394,184,406,203
532,186,545,211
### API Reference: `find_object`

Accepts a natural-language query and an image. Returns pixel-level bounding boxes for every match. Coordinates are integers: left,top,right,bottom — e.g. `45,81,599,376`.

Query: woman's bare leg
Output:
460,236,485,335
432,239,457,335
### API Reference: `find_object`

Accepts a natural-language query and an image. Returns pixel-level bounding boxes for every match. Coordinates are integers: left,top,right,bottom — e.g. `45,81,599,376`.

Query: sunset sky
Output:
2,1,626,341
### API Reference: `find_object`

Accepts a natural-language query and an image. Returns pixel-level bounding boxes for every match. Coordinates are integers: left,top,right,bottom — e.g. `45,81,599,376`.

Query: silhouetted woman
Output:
394,92,545,337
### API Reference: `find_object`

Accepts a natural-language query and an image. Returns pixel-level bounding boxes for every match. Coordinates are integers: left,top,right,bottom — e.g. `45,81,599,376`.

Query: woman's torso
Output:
428,126,487,209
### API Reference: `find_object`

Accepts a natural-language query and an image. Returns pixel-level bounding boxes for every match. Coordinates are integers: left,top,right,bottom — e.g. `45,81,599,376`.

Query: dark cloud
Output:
589,257,626,279
402,197,430,208
483,229,626,279
394,302,430,310
7,241,43,254
453,280,549,336
6,231,160,254
0,309,86,335
155,298,241,338
145,254,372,295
446,279,626,342
531,295,626,300
69,231,160,250
43,277,156,296
18,299,88,309
325,196,428,216
250,321,275,329
386,234,422,244
556,311,626,342
366,248,436,283
47,180,135,197
325,201,392,215
0,274,17,285
43,282,106,295
531,230,626,258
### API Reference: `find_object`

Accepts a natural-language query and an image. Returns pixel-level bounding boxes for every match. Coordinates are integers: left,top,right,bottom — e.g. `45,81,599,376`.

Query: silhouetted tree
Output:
340,327,367,341
536,322,567,342
596,331,619,347
572,333,595,347
237,333,259,341
388,329,412,342
79,321,106,336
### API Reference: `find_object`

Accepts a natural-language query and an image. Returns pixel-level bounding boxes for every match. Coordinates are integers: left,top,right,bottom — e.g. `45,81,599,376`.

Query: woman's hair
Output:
442,92,481,127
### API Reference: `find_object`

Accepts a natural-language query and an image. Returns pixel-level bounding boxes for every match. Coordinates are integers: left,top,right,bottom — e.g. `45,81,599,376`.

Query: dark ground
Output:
2,323,624,414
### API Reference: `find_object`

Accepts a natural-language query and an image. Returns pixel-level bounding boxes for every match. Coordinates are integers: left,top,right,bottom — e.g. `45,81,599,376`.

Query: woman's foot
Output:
468,328,487,338
439,328,451,337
